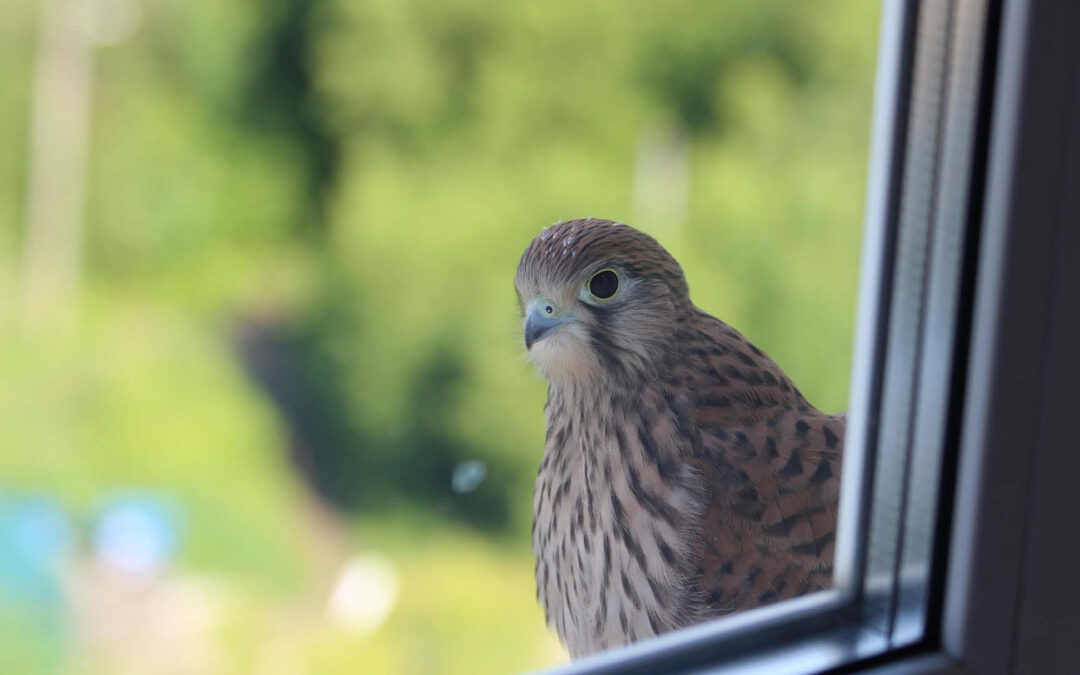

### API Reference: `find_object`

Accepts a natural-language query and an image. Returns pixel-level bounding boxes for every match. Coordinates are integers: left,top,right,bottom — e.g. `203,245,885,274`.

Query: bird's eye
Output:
587,269,619,300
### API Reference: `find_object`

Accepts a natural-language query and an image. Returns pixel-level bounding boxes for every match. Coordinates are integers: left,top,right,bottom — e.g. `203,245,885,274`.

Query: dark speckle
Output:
708,427,730,441
732,486,761,517
621,569,641,610
779,449,805,477
823,426,839,449
735,351,757,367
657,538,677,566
795,419,810,438
647,608,662,635
702,395,732,408
809,459,834,485
722,364,744,381
733,432,754,461
763,437,779,461
610,491,624,520
793,531,836,558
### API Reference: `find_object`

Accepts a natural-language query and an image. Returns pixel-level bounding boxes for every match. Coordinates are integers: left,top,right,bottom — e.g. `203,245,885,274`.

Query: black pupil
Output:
589,270,618,299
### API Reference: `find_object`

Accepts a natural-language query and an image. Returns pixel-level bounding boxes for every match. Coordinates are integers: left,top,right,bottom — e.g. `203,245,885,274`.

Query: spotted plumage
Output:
516,218,844,658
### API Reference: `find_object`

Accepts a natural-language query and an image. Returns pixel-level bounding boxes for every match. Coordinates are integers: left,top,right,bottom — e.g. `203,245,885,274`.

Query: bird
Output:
515,218,844,658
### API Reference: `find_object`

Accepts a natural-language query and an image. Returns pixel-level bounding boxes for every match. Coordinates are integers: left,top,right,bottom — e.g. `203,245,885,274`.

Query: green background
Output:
0,0,879,672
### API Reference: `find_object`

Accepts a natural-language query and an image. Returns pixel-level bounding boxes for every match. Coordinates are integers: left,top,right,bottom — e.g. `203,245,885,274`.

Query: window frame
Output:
535,0,1080,672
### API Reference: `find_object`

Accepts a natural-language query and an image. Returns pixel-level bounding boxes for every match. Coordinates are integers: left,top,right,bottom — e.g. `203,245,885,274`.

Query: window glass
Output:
0,0,878,671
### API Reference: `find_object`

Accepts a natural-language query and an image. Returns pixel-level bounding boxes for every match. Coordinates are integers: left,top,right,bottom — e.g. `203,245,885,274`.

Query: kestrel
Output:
516,218,844,658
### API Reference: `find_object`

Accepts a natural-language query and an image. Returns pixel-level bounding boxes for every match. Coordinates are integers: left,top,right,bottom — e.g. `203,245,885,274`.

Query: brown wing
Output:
681,311,845,615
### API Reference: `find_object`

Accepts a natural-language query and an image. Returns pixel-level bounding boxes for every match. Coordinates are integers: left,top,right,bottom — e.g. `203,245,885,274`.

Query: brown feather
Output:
680,312,843,614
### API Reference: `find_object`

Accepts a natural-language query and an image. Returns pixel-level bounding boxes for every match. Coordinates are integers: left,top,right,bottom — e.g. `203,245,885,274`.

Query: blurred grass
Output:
0,0,879,671
193,515,565,675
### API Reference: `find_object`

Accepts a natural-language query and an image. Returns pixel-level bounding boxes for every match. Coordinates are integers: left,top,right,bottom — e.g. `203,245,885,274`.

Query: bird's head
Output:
515,218,691,384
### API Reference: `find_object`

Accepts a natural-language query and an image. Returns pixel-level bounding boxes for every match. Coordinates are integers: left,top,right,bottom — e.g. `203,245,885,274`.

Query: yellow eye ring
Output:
587,269,620,300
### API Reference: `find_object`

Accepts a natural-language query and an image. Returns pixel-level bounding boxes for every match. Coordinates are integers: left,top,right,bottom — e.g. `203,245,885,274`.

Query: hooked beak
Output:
524,305,570,350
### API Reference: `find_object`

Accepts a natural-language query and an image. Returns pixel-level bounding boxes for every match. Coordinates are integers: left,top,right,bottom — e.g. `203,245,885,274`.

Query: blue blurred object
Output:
0,494,72,604
0,493,74,673
93,494,183,576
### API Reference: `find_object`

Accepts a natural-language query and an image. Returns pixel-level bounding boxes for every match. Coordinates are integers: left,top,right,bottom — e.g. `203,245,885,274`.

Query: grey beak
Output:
525,308,565,350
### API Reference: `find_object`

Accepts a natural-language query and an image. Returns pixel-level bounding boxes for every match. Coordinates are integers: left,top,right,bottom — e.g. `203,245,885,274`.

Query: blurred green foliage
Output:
0,0,879,671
